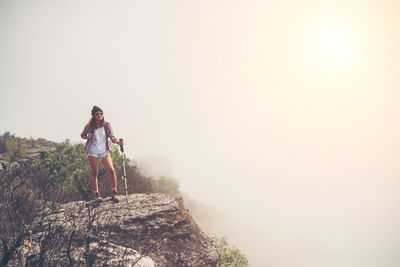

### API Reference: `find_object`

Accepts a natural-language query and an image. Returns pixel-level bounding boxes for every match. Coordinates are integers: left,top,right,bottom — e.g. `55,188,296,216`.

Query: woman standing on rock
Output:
80,106,124,202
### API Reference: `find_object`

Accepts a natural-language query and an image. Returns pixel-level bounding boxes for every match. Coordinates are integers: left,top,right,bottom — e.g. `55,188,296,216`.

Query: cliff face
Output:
13,194,220,266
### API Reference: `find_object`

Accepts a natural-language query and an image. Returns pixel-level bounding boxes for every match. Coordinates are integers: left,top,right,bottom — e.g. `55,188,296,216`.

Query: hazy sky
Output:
1,1,400,266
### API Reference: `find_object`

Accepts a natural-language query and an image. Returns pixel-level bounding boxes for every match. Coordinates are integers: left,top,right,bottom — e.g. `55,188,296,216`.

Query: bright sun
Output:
320,34,347,61
315,28,355,68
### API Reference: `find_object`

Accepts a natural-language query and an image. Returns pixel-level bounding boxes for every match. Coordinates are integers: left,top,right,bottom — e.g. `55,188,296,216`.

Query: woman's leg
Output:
101,155,117,190
88,156,100,192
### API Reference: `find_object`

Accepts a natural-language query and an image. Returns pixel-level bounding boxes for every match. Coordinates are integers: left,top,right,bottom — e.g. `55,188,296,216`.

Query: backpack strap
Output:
84,124,95,152
105,122,110,139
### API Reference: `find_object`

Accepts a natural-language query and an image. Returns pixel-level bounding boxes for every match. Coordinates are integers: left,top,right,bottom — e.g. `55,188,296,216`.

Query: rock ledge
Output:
18,194,219,266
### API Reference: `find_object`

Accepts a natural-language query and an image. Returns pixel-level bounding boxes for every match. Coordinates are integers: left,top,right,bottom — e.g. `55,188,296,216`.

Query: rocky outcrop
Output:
0,142,55,173
14,194,220,266
23,145,56,159
0,141,56,162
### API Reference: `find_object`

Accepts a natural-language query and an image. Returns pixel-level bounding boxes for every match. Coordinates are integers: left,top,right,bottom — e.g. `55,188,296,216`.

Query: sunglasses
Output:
95,112,103,117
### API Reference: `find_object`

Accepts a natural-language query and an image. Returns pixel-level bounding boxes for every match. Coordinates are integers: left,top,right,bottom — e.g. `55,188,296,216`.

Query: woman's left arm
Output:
107,122,123,146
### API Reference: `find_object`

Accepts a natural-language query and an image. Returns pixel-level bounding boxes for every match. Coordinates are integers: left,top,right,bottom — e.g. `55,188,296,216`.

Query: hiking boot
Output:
94,192,103,202
111,190,120,203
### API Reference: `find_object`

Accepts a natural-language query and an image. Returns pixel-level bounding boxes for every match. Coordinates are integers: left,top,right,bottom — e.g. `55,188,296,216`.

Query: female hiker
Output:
80,106,124,202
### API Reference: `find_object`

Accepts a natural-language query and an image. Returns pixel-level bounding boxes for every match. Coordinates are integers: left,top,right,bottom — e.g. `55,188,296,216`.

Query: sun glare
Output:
320,34,347,61
315,28,355,68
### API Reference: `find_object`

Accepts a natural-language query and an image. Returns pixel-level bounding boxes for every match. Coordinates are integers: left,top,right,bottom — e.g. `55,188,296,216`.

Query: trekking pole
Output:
119,138,128,203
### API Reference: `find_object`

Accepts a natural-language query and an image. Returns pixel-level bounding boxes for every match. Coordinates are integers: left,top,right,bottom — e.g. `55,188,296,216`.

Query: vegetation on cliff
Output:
0,132,179,202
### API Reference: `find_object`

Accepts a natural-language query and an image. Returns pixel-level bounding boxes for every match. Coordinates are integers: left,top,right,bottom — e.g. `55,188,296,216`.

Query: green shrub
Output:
23,140,179,202
154,176,180,194
0,132,7,153
216,237,249,267
0,132,27,161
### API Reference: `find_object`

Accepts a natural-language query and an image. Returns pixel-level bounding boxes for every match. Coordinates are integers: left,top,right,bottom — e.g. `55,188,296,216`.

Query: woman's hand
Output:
81,134,93,140
118,139,124,146
113,139,124,146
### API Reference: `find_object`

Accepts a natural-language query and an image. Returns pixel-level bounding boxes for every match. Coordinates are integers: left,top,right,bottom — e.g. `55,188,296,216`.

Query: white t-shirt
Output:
90,127,107,154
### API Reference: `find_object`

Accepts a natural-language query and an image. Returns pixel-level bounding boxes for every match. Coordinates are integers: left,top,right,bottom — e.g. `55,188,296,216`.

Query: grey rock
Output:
24,146,56,160
19,194,220,266
9,161,20,174
0,160,10,171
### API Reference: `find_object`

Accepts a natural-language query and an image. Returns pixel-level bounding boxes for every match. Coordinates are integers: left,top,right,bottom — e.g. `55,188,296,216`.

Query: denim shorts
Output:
88,151,109,159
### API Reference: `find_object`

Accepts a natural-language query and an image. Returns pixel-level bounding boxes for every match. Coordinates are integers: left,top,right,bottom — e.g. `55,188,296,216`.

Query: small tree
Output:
155,176,180,194
216,237,249,267
0,132,27,161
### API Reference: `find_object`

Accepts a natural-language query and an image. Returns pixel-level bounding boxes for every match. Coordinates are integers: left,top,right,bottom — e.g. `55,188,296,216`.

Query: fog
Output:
1,0,400,266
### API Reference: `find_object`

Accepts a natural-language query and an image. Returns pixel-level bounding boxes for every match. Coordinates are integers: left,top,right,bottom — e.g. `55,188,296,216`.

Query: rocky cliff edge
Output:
14,194,220,266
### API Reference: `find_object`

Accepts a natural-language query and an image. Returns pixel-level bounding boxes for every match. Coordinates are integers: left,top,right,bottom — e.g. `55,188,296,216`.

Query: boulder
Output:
18,194,219,266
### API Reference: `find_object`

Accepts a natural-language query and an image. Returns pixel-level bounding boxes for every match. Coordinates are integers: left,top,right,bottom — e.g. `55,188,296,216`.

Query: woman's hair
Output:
88,116,106,130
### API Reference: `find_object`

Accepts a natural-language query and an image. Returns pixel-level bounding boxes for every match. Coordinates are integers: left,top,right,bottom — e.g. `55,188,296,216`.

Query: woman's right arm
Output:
80,124,93,140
